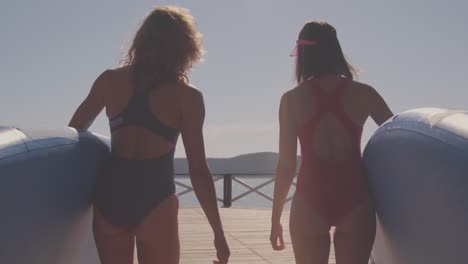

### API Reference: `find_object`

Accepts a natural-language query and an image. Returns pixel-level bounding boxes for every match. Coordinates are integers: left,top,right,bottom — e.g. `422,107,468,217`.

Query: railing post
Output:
223,174,232,208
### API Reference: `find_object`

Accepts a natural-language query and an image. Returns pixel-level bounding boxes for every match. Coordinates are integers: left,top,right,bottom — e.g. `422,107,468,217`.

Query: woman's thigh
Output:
333,199,376,264
93,207,135,264
135,194,180,264
290,193,332,264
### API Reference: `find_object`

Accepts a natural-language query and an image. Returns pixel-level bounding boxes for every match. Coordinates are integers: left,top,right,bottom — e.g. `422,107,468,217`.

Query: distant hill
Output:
175,152,300,175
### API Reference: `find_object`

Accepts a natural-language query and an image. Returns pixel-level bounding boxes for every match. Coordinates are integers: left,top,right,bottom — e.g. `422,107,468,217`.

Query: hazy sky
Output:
1,0,467,157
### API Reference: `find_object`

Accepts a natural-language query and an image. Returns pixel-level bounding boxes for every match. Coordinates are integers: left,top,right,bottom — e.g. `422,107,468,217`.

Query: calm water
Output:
175,175,296,208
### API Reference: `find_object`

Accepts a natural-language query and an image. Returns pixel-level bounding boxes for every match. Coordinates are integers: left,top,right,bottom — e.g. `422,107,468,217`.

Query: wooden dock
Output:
175,208,336,264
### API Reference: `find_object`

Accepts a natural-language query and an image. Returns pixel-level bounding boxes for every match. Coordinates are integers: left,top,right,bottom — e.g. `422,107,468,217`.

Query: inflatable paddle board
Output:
364,108,468,264
0,126,109,264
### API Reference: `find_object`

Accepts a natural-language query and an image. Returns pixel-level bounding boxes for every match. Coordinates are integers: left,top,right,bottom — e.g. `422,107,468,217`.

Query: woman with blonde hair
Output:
270,21,393,264
69,6,230,264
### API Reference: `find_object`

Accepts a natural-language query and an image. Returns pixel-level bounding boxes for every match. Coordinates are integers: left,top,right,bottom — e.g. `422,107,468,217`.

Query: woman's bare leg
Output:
135,194,180,264
334,200,376,264
93,208,135,264
290,194,332,264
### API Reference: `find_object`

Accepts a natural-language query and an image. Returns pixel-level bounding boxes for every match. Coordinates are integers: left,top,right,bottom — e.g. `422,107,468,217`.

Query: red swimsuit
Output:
296,78,370,226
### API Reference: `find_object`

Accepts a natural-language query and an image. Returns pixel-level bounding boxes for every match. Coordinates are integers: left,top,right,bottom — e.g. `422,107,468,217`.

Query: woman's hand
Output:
213,232,230,264
270,222,285,250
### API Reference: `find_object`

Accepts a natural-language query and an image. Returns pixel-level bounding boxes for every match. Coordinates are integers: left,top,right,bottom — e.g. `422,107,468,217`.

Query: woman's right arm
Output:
271,92,297,250
366,85,394,126
68,71,109,130
180,87,230,264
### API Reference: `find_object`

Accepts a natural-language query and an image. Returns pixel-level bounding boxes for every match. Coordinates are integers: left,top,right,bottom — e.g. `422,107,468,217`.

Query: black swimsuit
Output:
94,89,179,228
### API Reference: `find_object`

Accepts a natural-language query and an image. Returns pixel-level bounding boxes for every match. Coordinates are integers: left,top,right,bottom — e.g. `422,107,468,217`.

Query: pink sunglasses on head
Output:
289,39,318,57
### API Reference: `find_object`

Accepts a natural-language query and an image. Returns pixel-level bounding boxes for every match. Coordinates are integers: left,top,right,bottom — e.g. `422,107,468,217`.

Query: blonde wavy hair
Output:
122,6,204,90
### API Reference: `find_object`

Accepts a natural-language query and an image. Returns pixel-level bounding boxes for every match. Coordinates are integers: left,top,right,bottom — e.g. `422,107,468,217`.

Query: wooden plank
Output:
174,208,337,264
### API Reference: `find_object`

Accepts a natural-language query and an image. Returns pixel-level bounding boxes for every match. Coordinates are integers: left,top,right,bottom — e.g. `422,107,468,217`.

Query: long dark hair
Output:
295,21,357,84
122,6,204,91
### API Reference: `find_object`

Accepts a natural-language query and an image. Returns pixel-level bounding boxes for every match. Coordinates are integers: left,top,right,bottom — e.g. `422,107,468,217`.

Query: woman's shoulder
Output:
105,66,132,77
349,79,374,90
349,79,383,100
283,80,312,102
348,79,389,113
347,79,381,100
94,67,128,83
177,83,205,117
164,83,204,109
175,83,203,98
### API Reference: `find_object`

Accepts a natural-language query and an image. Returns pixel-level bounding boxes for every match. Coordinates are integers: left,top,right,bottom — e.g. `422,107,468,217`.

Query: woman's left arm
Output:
68,71,109,130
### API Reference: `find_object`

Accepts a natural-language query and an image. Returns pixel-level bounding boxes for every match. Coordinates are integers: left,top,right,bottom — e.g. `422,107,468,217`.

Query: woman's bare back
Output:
102,67,188,159
289,75,391,160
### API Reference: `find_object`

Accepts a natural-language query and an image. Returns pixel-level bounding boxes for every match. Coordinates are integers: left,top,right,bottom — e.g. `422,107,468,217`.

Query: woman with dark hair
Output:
270,21,393,264
68,6,230,264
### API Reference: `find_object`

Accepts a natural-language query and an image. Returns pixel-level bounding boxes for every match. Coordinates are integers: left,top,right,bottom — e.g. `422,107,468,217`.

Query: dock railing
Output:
174,173,297,208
